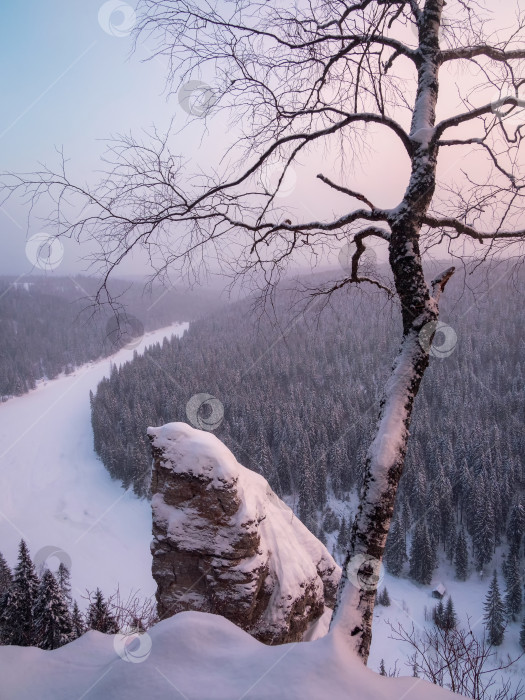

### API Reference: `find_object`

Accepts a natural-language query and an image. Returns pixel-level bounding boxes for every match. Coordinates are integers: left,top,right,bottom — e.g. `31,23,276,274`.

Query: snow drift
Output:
148,422,341,644
0,610,459,700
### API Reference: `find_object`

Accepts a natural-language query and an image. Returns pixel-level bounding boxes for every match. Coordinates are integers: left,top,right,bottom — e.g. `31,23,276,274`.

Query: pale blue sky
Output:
0,1,184,274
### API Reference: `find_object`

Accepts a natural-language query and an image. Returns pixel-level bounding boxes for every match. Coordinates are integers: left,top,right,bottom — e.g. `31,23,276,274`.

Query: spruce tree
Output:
385,519,407,577
379,659,387,676
507,501,525,556
86,589,118,633
483,570,505,647
444,526,456,565
503,553,522,621
71,601,85,640
443,596,457,631
0,589,14,644
409,521,436,585
57,562,72,610
520,617,525,652
33,570,73,650
1,540,40,645
454,529,469,581
0,552,12,595
377,587,391,607
0,551,13,640
297,437,316,533
472,483,495,573
322,508,339,534
433,600,445,629
337,517,347,552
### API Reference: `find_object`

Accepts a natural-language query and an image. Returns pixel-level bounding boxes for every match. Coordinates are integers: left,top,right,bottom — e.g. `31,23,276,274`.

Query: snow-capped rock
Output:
148,422,341,644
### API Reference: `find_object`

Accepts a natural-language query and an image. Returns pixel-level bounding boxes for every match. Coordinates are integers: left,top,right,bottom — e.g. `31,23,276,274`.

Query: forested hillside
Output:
0,276,222,398
90,267,525,599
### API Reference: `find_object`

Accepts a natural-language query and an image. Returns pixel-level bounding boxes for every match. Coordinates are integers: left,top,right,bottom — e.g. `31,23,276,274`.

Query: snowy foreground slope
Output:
0,610,458,700
0,323,187,602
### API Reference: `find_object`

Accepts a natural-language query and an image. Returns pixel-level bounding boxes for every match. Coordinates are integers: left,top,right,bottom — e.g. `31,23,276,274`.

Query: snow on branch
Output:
431,266,455,303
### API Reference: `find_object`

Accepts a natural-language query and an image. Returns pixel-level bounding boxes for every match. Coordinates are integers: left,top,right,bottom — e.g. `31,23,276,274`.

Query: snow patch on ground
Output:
370,569,525,688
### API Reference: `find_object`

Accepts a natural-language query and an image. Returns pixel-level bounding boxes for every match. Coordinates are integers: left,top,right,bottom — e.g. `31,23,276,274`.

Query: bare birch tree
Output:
3,0,525,663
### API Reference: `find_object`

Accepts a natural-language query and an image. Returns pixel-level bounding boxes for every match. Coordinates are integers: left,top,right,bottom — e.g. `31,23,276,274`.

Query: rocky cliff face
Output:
148,422,341,644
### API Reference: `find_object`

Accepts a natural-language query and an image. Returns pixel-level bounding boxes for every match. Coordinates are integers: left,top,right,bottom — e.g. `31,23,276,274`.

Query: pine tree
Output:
503,553,522,621
409,521,436,585
385,519,407,577
33,570,73,649
71,601,85,640
454,528,469,581
0,540,40,645
379,658,387,676
57,562,72,610
86,589,118,633
483,570,505,646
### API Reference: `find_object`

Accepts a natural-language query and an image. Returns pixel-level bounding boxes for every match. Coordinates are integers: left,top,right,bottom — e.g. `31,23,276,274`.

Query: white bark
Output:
330,0,449,662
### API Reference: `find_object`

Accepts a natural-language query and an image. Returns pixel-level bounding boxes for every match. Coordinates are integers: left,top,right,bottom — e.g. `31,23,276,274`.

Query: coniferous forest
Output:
90,267,525,622
0,276,223,399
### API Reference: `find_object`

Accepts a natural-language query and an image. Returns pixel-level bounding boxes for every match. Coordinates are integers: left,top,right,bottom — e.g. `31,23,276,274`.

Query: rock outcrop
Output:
148,422,341,644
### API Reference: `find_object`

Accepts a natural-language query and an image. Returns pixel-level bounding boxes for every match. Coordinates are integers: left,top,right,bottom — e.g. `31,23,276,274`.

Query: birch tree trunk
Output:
330,0,453,662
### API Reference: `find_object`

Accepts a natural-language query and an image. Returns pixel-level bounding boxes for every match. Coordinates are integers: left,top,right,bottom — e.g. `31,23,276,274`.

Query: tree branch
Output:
424,215,525,242
441,45,525,64
434,97,525,138
431,265,455,303
316,174,377,209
